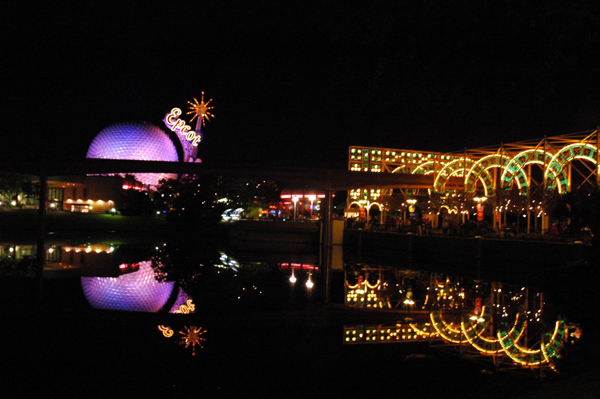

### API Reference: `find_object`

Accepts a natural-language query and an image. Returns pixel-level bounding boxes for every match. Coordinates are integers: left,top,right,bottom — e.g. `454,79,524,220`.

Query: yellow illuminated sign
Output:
164,108,203,146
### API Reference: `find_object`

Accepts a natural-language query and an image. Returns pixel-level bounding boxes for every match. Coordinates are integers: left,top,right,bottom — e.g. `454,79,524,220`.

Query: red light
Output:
279,263,318,270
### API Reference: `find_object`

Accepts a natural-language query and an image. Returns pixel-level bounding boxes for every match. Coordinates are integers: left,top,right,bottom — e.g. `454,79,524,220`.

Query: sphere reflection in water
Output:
81,261,175,312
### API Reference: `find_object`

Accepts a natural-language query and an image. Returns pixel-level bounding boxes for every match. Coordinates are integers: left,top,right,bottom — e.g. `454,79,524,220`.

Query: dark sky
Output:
2,1,600,170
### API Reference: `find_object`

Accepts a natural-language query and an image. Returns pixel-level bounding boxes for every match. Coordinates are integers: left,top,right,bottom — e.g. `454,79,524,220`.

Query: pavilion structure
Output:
348,130,599,233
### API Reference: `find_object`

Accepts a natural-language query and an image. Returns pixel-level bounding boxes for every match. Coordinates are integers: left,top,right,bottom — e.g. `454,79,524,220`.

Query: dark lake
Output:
1,225,598,398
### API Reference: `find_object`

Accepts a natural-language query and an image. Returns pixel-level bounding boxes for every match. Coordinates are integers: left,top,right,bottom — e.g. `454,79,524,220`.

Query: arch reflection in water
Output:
81,261,175,312
342,264,581,372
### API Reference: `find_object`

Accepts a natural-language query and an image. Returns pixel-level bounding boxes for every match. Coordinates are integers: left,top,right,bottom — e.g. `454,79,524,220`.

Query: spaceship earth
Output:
86,122,179,187
81,261,175,312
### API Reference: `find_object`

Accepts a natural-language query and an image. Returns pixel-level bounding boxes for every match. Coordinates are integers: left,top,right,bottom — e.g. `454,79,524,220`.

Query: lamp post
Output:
292,196,299,220
403,286,415,321
307,195,316,219
358,199,370,222
406,199,417,216
406,199,417,233
473,196,487,236
473,196,487,221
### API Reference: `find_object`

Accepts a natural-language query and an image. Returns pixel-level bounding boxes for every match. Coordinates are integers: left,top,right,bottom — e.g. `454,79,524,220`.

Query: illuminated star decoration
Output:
178,326,207,356
186,92,214,129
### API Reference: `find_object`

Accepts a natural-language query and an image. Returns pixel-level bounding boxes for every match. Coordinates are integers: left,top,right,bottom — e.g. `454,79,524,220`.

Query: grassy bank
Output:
0,209,170,245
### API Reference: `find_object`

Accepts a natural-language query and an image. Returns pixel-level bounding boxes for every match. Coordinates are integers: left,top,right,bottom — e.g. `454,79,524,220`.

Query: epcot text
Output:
163,108,203,146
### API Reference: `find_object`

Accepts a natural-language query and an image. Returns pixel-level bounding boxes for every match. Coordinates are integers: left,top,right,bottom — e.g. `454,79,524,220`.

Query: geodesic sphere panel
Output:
87,122,179,187
81,261,175,312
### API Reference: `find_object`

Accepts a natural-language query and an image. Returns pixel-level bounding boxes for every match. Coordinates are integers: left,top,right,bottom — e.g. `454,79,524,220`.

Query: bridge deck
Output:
1,159,463,190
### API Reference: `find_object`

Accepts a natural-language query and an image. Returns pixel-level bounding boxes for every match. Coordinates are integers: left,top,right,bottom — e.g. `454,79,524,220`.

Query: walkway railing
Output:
344,220,592,245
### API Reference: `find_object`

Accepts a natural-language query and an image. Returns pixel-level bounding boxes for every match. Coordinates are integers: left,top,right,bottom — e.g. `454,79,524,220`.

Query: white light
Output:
306,274,314,289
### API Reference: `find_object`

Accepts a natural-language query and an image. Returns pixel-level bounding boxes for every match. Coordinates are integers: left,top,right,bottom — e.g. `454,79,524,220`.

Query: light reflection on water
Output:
0,239,587,395
342,264,579,371
81,261,175,312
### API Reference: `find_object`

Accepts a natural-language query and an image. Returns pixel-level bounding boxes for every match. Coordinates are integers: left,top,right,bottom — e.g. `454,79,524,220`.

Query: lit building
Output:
21,121,182,213
45,175,142,213
278,188,330,219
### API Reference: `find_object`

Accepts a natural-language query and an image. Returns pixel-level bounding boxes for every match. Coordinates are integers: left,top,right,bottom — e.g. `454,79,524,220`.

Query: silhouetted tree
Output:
155,174,279,225
0,173,36,206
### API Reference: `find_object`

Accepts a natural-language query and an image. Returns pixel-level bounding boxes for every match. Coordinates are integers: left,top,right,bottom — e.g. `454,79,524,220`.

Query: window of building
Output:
49,187,64,202
46,247,61,263
71,204,89,213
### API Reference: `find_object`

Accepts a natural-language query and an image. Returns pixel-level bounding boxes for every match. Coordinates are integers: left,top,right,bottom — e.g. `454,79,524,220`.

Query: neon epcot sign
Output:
163,107,203,147
163,93,214,150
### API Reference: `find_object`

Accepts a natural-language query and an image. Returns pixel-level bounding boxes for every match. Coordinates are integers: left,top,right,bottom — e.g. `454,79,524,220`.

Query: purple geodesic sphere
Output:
81,261,175,312
86,122,179,187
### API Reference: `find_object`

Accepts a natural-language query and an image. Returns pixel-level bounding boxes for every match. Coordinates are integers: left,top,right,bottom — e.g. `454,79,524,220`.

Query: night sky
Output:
3,1,600,170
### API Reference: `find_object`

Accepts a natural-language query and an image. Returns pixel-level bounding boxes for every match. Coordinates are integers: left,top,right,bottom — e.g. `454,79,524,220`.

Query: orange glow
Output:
187,92,214,126
164,107,203,146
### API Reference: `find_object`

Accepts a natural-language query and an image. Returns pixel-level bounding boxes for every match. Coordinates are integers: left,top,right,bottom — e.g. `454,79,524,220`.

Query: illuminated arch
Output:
501,149,568,194
498,319,567,366
391,164,411,174
438,205,458,214
430,310,463,343
541,320,568,362
545,143,598,191
461,313,501,354
348,201,362,209
391,161,438,176
367,202,383,213
430,307,566,366
390,162,439,176
433,158,475,193
465,154,514,196
348,201,383,215
412,161,437,175
392,162,437,195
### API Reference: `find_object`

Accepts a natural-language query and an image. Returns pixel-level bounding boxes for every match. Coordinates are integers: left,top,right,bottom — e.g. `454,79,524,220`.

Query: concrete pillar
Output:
36,173,47,300
321,190,334,248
